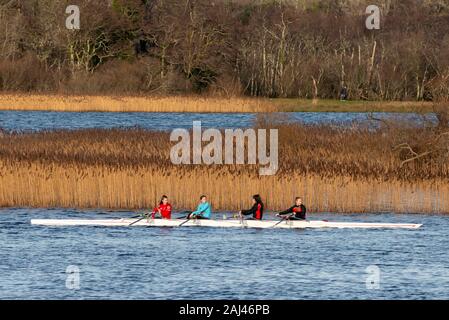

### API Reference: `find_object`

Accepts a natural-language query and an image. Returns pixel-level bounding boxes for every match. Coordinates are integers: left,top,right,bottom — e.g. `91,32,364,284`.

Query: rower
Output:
276,197,306,220
187,195,212,219
239,194,264,220
151,195,172,219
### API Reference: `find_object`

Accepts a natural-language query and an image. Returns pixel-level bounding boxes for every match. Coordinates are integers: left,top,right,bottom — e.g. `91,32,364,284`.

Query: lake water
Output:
0,111,434,131
0,208,447,300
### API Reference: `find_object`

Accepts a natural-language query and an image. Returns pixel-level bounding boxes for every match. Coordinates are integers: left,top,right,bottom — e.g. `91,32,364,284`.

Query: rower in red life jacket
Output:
276,197,306,220
151,195,172,219
239,194,264,220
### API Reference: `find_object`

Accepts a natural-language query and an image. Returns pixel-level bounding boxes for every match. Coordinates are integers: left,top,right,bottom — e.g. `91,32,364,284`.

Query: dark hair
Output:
295,197,302,201
253,194,264,213
160,195,168,205
253,194,262,204
200,195,207,200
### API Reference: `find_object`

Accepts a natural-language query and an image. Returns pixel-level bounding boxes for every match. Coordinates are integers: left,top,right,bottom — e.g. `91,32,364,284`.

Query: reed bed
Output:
0,94,276,113
0,94,433,113
0,124,448,213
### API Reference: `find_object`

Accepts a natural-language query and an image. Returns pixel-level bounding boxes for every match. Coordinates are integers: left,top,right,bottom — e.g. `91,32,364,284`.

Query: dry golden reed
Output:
0,94,433,113
0,125,448,213
0,94,276,113
1,161,448,213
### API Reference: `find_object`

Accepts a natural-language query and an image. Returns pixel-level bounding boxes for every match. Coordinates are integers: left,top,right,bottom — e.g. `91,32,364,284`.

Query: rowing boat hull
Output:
30,218,422,229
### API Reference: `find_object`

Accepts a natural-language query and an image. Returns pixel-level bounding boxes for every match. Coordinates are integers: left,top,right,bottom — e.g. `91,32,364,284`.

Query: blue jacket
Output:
191,202,212,219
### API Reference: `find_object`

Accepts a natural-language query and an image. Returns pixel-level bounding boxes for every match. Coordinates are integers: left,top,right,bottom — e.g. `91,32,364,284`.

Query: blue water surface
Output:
0,111,434,131
0,208,447,300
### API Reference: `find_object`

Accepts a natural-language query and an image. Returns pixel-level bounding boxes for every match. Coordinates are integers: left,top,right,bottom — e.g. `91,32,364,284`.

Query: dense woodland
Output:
0,0,449,100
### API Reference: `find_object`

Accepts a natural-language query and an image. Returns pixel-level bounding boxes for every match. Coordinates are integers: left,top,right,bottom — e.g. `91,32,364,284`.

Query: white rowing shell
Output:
30,218,422,229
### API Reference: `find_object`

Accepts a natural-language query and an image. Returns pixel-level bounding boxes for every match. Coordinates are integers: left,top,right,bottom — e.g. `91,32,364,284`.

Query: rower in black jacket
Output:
239,194,264,220
276,197,306,220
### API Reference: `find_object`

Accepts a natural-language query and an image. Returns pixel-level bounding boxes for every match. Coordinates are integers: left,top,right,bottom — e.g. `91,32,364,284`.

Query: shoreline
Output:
0,93,434,113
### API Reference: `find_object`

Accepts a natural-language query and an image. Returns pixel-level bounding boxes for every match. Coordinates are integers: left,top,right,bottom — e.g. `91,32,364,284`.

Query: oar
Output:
238,211,247,228
176,211,192,219
272,214,291,228
175,210,195,227
129,211,152,226
130,211,146,219
178,215,195,227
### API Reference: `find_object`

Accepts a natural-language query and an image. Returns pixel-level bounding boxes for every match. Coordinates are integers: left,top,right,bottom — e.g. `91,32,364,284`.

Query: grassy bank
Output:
0,124,447,213
0,94,433,113
272,99,433,113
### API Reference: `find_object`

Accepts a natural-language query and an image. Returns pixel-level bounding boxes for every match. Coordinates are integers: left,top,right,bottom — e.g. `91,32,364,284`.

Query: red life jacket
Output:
152,203,172,219
255,203,262,220
292,205,306,219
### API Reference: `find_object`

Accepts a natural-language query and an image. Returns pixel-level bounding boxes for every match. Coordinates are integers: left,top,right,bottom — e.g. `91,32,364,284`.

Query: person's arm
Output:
278,206,294,216
199,202,210,214
191,203,205,216
193,203,211,218
241,204,257,216
151,205,159,218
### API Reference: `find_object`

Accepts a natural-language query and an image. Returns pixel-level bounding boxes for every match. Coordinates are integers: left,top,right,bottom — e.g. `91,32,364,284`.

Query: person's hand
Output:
275,213,280,217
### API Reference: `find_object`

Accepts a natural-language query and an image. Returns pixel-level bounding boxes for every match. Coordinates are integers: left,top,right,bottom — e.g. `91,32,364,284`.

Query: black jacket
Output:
241,202,264,220
279,204,306,220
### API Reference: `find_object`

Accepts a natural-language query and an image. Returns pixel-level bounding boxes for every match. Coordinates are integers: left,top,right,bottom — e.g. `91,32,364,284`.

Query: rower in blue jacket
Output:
187,195,212,219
